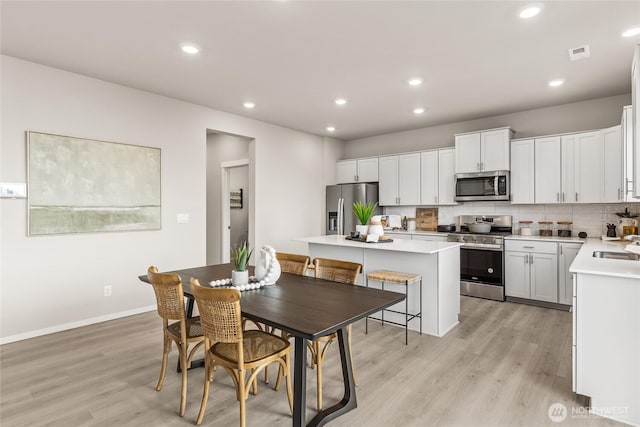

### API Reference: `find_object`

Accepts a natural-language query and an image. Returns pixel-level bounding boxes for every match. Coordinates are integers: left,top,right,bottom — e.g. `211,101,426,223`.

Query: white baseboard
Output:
0,305,157,345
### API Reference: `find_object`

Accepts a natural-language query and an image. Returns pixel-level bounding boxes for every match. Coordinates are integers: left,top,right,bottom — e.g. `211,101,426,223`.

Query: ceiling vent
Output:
568,45,591,61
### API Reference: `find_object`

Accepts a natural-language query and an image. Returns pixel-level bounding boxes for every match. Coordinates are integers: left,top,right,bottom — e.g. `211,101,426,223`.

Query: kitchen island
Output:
569,239,640,426
298,235,462,337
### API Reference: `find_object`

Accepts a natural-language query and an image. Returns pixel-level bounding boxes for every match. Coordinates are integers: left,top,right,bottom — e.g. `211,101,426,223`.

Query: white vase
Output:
232,269,249,286
254,245,281,285
355,224,369,235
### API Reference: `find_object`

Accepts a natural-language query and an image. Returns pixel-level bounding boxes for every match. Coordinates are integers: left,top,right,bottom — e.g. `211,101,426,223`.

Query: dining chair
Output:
276,252,311,276
146,266,205,417
309,257,362,410
190,278,293,427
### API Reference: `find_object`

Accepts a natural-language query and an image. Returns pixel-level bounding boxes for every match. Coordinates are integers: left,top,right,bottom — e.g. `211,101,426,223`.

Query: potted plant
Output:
353,201,377,235
231,241,253,286
615,207,638,237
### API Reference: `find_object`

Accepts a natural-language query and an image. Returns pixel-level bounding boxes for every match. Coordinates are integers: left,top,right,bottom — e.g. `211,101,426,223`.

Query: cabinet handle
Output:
354,175,357,181
477,162,480,171
435,196,438,203
480,162,484,171
560,245,563,255
562,192,565,202
529,254,533,264
575,192,578,202
524,255,528,264
557,193,560,202
617,188,621,200
523,246,534,249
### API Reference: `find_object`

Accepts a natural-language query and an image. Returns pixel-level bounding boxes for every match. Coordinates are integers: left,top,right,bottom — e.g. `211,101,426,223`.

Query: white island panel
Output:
300,235,461,337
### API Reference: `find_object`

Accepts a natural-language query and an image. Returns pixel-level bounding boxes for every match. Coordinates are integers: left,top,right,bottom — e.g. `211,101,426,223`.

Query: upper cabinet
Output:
510,139,535,204
633,45,640,198
379,153,420,206
534,136,562,204
455,127,512,173
336,157,379,184
602,125,623,203
419,148,457,206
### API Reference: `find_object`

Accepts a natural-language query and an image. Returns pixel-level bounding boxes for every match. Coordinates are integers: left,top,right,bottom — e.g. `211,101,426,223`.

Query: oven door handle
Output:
460,244,503,251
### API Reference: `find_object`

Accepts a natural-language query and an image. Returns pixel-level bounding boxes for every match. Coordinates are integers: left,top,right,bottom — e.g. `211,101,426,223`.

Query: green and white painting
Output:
27,132,161,235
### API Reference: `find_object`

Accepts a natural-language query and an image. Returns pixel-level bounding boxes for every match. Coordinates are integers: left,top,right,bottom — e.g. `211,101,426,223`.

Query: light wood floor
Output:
1,297,622,427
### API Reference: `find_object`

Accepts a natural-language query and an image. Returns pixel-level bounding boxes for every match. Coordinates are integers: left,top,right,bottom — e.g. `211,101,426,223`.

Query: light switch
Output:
0,183,26,198
176,213,190,224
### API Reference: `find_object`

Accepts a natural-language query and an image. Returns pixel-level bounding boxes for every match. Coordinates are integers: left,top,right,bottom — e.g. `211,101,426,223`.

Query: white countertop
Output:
570,238,640,279
384,229,450,236
506,235,586,244
298,234,462,254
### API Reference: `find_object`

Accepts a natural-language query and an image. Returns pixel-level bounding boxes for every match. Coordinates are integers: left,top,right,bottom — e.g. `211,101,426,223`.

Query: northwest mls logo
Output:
548,402,568,422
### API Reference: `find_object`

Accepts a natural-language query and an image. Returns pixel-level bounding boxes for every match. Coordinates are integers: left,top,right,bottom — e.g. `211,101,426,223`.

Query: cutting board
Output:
415,208,438,231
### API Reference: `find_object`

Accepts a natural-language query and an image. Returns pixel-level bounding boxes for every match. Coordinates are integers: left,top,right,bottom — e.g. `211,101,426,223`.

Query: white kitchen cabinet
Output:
420,148,457,206
420,151,438,205
534,136,561,204
505,240,558,303
455,127,511,173
558,242,582,305
336,157,379,183
633,44,640,199
438,148,457,205
385,232,412,240
602,125,624,203
510,139,534,204
575,131,603,203
378,153,420,206
622,106,639,201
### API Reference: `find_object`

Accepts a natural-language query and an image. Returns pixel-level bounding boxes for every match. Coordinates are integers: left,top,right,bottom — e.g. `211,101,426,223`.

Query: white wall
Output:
344,94,631,158
0,56,339,343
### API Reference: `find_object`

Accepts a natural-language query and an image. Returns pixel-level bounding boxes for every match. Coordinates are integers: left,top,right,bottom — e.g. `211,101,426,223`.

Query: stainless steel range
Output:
447,215,512,301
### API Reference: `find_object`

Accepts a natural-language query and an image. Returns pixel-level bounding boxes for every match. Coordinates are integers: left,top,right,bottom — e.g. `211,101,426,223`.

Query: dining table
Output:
139,263,405,427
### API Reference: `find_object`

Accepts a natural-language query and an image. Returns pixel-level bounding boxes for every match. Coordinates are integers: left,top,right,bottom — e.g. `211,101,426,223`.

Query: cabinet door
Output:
398,153,421,205
357,157,379,182
559,243,582,305
530,252,559,303
420,151,438,205
510,139,535,204
575,131,603,203
438,148,457,205
378,156,398,206
535,136,561,204
481,128,510,171
561,134,577,203
455,133,481,173
505,251,530,298
336,160,357,184
602,125,623,203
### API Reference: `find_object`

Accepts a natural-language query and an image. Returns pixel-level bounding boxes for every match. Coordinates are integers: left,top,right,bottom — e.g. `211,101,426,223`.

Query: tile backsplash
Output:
384,202,640,238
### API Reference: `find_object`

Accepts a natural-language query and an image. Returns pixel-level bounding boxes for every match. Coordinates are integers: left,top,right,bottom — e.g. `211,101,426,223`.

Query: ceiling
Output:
1,1,639,140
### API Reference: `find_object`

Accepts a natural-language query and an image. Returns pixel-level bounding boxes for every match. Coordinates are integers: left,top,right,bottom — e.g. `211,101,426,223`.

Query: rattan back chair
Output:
276,252,311,276
190,278,293,427
310,257,362,410
146,266,204,417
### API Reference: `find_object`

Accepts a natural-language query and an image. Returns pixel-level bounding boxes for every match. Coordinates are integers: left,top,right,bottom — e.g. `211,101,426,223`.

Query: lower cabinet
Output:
505,240,559,303
558,243,582,305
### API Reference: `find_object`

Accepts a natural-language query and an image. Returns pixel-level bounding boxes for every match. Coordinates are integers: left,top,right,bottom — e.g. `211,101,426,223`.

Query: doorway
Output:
206,131,252,265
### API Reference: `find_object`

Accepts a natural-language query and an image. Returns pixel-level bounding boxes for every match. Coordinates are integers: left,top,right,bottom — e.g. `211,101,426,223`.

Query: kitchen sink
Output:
592,251,640,261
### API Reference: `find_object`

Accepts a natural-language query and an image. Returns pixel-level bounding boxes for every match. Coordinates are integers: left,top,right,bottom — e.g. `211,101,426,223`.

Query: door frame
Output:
220,159,249,263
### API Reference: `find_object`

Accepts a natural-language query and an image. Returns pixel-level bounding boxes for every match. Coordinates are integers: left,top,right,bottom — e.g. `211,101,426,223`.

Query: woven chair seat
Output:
167,317,204,339
367,270,421,284
211,330,289,364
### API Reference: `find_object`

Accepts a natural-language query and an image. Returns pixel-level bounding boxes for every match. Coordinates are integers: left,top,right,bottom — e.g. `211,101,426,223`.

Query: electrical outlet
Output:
176,213,190,224
104,285,112,297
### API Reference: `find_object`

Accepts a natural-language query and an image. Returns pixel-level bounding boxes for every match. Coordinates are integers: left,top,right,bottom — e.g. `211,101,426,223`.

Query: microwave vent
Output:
568,45,590,61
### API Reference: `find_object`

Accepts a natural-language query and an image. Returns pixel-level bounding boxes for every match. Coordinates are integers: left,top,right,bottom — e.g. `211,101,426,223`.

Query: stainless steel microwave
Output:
455,170,510,201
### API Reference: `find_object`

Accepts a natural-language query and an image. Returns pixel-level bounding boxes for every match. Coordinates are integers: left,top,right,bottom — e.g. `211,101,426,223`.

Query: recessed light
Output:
413,107,425,114
326,126,336,132
519,4,543,19
408,78,423,86
334,98,347,106
622,27,640,38
548,79,565,87
243,101,255,109
180,43,200,54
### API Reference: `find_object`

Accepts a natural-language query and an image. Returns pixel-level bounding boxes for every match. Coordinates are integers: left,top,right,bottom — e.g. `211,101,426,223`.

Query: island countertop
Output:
298,234,462,254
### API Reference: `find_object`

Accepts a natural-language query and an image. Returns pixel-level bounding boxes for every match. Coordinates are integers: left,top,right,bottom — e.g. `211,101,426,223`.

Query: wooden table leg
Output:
307,326,357,426
293,336,308,427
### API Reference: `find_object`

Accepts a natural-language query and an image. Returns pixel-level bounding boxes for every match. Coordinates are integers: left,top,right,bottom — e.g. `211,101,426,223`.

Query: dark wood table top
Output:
140,263,405,341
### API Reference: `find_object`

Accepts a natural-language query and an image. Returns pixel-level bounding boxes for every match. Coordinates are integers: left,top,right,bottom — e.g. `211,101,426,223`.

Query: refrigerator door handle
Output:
338,198,343,235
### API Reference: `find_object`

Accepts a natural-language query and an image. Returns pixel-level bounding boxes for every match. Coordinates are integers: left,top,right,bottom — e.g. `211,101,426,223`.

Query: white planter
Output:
355,224,369,235
232,269,249,286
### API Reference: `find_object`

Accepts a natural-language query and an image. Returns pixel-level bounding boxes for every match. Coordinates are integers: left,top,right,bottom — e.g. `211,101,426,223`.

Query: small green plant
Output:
353,201,378,225
232,241,253,271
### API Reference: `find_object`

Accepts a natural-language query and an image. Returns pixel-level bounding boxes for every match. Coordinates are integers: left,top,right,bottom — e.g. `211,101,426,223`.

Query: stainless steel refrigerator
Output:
326,183,380,235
